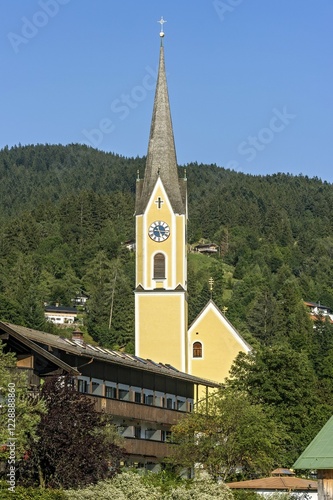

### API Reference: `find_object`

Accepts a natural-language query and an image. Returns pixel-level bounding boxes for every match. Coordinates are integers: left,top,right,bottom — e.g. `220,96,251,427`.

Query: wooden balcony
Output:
123,437,174,458
88,395,186,426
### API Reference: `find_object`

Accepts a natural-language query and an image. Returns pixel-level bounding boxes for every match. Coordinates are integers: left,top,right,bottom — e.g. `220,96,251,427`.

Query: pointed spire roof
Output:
136,40,185,215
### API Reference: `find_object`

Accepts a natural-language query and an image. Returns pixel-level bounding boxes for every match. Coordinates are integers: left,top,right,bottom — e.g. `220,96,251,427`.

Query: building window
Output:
145,429,155,440
134,391,141,403
154,253,165,279
166,397,174,409
193,341,202,358
177,400,186,412
161,430,172,442
105,386,116,399
78,379,88,393
144,394,154,405
134,426,141,439
92,381,100,394
119,389,129,401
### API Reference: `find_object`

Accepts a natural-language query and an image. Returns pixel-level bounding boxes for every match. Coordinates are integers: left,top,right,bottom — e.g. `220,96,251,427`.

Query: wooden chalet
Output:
193,243,219,255
304,301,333,324
44,304,78,326
0,321,219,471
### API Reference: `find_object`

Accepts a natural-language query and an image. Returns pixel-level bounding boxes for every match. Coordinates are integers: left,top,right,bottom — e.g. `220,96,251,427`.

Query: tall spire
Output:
136,26,185,215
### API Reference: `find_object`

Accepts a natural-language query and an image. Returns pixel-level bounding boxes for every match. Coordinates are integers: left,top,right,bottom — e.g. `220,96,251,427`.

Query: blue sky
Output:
1,0,332,182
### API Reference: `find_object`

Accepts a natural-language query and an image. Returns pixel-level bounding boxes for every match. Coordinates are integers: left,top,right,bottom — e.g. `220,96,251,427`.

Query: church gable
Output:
188,300,251,383
136,175,185,291
144,176,174,218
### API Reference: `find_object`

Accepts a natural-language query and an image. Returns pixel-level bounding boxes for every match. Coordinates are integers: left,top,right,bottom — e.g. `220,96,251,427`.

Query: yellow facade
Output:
188,301,250,383
135,293,187,371
135,40,250,385
135,180,188,371
136,180,186,289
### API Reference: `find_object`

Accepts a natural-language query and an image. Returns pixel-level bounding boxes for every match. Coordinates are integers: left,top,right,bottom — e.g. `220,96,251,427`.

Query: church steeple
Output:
135,21,188,372
136,34,185,215
135,20,248,383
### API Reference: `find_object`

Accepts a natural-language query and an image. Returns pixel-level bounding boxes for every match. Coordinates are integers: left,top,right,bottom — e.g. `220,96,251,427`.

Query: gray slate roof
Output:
136,43,186,215
0,321,219,388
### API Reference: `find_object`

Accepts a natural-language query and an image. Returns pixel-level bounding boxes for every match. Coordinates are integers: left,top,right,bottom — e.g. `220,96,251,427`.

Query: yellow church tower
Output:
135,24,188,371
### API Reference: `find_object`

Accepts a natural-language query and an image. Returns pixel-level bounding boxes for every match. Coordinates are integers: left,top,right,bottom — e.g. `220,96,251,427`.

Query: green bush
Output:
231,491,261,500
167,477,234,499
0,481,65,500
232,493,303,500
65,472,161,499
65,471,235,500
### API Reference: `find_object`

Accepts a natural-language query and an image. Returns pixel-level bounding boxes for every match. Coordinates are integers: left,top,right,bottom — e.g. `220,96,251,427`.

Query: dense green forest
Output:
1,143,333,339
1,143,333,466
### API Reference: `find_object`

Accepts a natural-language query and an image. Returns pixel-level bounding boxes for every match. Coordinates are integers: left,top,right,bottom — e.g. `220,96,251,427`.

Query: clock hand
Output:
153,226,161,238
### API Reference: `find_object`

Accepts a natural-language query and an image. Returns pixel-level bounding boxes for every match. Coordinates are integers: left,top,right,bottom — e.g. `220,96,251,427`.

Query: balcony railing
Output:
87,394,186,426
123,437,173,458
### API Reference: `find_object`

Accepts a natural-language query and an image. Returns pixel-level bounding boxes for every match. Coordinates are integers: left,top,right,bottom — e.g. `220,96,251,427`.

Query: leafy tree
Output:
83,249,134,348
0,294,24,324
187,254,224,323
187,254,212,323
309,317,333,410
0,341,46,466
270,267,313,349
245,287,277,345
170,388,282,481
4,253,47,330
19,376,125,489
226,345,326,464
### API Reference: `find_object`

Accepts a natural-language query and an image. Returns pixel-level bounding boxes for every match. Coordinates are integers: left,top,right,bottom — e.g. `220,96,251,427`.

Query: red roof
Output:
271,468,295,476
227,476,317,492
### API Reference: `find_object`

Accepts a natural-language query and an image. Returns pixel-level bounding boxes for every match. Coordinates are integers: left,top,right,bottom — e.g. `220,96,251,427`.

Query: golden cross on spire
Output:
208,277,214,300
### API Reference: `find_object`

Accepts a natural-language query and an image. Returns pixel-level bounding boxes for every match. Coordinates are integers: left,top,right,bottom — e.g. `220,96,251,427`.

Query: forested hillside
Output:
1,143,333,465
1,143,333,341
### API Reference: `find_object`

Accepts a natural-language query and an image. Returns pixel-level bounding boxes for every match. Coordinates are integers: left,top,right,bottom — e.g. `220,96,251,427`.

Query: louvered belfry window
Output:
193,341,202,358
154,253,165,279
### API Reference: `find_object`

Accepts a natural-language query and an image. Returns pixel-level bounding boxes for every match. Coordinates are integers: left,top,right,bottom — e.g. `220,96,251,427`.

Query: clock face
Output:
148,221,170,242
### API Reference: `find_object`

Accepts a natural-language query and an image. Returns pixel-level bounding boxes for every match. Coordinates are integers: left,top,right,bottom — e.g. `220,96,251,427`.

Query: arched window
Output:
193,341,202,358
154,253,165,279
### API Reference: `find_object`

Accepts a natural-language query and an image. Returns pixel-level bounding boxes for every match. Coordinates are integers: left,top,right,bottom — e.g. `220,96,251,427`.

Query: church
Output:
134,22,250,385
0,22,251,471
